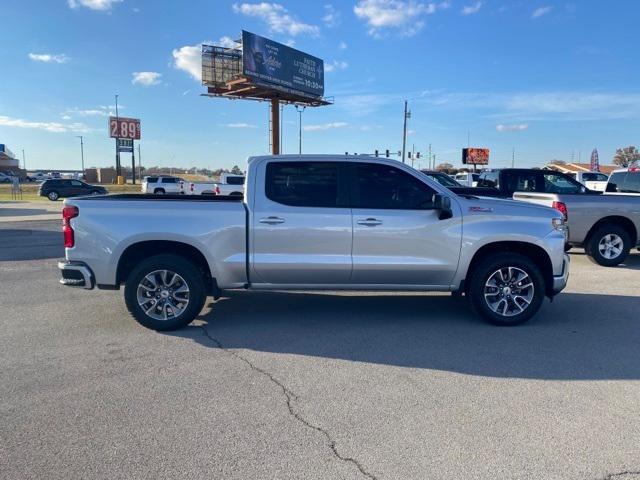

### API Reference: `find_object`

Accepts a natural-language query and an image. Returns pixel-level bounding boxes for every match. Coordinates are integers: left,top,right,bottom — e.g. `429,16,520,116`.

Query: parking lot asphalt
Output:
1,219,640,480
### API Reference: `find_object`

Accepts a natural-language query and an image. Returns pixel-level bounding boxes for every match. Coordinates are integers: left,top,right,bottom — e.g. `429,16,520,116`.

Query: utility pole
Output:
76,136,85,176
467,130,470,147
295,105,305,154
280,103,284,154
428,143,432,169
21,149,26,171
138,143,142,180
401,100,410,164
511,147,515,168
115,94,121,177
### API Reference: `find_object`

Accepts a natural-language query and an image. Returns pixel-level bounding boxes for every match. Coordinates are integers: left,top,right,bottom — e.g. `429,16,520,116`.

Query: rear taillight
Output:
62,205,79,248
552,201,568,221
215,186,221,195
190,183,195,193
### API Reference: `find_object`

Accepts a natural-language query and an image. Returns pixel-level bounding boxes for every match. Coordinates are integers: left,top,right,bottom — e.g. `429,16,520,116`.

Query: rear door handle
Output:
259,216,285,225
357,218,383,226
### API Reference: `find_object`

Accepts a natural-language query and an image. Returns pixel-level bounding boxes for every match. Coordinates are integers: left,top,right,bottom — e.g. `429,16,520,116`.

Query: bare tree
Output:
613,146,640,167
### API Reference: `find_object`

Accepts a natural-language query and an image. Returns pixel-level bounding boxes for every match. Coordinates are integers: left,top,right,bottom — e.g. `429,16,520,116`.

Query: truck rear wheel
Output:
124,254,206,331
467,253,545,326
585,224,631,267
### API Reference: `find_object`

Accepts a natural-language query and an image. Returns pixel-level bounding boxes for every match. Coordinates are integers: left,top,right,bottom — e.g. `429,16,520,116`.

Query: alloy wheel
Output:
483,267,535,317
136,269,190,321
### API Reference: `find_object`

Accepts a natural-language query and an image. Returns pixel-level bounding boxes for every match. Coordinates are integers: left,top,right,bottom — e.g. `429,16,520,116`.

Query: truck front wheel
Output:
124,254,207,331
467,253,545,326
585,224,631,267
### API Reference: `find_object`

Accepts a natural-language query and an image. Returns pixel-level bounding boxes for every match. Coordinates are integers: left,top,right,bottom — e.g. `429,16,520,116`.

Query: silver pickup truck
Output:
59,155,569,330
513,190,640,266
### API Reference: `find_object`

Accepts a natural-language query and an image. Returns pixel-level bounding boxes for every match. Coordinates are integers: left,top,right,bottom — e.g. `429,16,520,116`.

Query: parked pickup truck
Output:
513,190,640,266
58,155,569,330
420,170,501,197
182,173,245,196
475,168,603,198
570,171,609,192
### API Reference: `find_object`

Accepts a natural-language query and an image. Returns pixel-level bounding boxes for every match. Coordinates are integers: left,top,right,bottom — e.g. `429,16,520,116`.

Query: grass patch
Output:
0,183,142,202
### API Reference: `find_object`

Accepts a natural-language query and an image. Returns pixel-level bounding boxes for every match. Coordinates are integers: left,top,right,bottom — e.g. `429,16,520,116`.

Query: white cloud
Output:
61,105,122,119
220,123,258,128
67,0,122,11
354,0,450,37
303,122,348,131
496,123,529,132
132,71,162,86
325,60,349,72
461,1,482,15
28,53,68,64
532,6,552,18
232,3,320,36
339,41,348,50
285,39,296,47
218,36,240,49
172,42,206,82
0,115,91,133
323,4,341,27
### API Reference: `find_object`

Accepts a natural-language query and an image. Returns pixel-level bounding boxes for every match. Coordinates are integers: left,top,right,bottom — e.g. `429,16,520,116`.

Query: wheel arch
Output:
116,240,215,292
584,216,637,247
466,241,554,296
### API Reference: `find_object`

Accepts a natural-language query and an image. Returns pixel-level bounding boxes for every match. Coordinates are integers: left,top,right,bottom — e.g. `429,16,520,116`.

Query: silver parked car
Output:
59,155,569,330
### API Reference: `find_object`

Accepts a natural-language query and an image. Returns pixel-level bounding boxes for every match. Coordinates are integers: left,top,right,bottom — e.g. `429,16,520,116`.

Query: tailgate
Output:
512,192,556,208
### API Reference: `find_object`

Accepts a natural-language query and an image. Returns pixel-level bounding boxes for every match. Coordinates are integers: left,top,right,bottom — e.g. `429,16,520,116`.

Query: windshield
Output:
425,172,460,187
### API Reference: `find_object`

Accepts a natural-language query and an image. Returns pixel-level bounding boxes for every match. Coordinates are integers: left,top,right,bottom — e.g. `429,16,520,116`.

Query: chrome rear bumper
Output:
58,261,95,289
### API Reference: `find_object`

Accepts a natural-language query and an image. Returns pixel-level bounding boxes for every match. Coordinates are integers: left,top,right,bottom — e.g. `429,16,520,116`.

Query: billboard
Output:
242,30,324,98
462,148,489,165
109,117,141,139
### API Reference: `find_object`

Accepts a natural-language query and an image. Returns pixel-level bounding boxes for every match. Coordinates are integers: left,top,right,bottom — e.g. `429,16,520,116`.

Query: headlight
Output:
552,217,568,237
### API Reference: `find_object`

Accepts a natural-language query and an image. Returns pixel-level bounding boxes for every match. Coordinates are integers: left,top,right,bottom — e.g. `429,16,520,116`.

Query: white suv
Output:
141,176,184,194
605,167,640,195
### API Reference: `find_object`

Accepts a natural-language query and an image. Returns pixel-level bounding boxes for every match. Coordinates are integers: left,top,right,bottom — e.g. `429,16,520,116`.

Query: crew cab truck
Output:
58,155,569,331
476,168,604,198
513,189,640,266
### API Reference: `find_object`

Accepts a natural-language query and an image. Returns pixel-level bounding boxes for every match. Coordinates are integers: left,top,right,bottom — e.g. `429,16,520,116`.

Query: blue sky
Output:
1,0,639,171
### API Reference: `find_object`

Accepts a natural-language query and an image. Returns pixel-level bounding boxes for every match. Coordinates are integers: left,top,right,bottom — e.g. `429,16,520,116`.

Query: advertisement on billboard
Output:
242,30,324,98
109,117,141,139
462,148,490,165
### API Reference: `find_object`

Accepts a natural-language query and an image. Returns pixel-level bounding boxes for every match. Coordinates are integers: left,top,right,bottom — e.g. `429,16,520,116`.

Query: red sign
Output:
109,117,141,139
462,147,489,165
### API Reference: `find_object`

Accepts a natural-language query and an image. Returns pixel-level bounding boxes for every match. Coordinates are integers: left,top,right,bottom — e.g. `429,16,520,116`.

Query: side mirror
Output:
433,194,453,220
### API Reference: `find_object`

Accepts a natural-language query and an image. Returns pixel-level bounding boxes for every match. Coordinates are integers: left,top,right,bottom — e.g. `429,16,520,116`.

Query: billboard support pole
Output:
271,99,280,155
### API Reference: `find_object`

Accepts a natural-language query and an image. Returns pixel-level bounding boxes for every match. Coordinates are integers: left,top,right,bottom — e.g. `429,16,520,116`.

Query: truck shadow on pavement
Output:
169,290,640,380
569,250,640,271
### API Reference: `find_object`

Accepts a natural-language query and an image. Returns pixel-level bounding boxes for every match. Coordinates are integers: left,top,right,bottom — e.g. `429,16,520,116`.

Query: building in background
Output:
0,144,19,170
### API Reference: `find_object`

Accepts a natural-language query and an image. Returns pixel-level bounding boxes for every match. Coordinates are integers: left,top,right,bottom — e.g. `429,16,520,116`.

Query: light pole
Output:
21,149,26,171
76,136,85,177
295,105,306,154
401,100,411,164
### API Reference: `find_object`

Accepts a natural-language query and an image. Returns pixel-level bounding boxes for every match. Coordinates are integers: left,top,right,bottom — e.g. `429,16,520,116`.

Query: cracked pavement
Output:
1,220,640,479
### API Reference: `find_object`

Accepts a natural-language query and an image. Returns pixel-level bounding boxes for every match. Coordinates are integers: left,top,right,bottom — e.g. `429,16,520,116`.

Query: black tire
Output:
467,252,545,326
564,243,572,253
154,188,165,195
47,191,59,201
585,224,631,267
124,254,207,331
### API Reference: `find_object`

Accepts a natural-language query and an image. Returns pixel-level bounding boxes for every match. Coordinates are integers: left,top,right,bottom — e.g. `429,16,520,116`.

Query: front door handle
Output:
357,218,383,226
259,216,285,225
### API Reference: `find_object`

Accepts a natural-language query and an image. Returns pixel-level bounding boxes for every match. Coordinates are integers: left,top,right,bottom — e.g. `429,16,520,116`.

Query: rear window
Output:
608,172,640,193
582,172,608,182
226,176,245,185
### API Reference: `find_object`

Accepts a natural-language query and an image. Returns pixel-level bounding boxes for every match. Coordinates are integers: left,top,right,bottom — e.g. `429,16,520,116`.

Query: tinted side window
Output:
542,172,582,194
504,172,538,193
70,180,83,186
478,171,498,188
607,172,626,192
582,173,608,182
352,163,436,210
226,176,245,185
266,162,339,207
146,177,158,183
162,178,178,184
